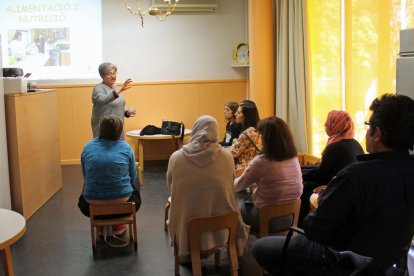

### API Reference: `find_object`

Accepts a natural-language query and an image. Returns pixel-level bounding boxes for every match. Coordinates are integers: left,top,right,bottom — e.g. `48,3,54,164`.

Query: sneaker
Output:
112,224,127,236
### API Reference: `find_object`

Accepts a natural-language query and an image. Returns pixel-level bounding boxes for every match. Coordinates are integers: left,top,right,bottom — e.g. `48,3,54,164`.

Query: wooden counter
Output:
4,90,62,219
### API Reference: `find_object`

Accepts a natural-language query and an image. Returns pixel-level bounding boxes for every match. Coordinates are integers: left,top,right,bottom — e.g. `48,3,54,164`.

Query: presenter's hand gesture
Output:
120,78,132,93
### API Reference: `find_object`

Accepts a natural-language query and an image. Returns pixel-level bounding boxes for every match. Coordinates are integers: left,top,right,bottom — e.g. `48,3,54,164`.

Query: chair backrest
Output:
89,202,138,253
188,212,239,276
188,211,239,247
297,153,321,165
90,202,136,218
235,168,244,178
259,199,301,237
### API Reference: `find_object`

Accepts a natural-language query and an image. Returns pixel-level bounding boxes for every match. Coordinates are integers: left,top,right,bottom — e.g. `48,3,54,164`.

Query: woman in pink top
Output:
234,116,303,233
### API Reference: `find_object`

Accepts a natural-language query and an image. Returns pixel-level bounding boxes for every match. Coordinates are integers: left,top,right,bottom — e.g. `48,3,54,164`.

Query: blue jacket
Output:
81,138,136,200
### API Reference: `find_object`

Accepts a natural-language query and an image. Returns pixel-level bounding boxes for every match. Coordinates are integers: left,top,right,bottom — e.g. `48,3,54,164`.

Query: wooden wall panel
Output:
44,80,247,164
57,88,75,162
72,87,93,162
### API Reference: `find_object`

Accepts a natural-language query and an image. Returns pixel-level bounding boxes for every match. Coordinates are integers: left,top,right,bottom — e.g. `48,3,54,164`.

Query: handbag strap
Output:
242,131,261,153
180,122,185,141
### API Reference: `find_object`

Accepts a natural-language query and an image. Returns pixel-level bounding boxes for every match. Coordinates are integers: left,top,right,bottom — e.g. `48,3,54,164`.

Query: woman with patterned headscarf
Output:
298,110,364,226
166,115,249,264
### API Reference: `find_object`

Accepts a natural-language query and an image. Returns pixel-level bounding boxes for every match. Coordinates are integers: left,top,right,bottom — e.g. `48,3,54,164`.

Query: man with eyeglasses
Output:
252,93,414,275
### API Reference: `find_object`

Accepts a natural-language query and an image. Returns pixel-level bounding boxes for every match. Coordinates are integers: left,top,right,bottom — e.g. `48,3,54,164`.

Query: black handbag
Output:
161,120,185,140
140,125,162,136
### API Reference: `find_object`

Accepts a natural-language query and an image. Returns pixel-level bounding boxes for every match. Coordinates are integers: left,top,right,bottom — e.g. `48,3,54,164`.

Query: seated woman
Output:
225,100,262,170
234,116,303,233
219,101,241,147
167,115,249,263
79,116,141,235
298,110,364,225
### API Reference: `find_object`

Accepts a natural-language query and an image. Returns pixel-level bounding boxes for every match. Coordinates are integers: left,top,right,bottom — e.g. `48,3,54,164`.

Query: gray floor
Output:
1,161,262,276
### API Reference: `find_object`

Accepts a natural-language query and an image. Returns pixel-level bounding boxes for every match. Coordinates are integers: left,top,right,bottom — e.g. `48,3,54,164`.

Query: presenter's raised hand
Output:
120,78,132,93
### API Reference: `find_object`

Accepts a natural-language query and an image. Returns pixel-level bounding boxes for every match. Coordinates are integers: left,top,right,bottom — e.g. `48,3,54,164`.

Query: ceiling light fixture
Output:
124,0,179,28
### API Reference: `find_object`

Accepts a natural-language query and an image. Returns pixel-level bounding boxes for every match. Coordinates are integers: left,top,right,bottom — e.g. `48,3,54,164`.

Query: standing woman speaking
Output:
91,62,135,137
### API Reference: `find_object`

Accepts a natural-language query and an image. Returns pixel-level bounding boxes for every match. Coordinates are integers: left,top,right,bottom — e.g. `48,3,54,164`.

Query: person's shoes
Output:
112,224,127,236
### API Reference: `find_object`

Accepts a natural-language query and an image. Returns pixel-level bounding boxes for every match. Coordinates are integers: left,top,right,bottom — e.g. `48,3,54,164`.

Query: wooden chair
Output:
164,196,171,231
297,153,321,166
174,212,239,276
135,161,143,186
255,199,301,238
235,168,244,178
89,202,138,254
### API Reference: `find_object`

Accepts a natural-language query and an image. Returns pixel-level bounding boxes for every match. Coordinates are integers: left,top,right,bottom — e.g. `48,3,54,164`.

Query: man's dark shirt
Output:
303,151,414,271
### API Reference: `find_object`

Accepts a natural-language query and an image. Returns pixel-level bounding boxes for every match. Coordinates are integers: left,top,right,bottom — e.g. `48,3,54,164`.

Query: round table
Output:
0,209,26,276
127,129,191,171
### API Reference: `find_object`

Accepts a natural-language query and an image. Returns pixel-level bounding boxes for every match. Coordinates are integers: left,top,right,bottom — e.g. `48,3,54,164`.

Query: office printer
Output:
2,68,28,94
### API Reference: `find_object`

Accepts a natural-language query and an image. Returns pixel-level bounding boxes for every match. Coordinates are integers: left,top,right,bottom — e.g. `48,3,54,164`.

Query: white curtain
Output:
274,0,311,153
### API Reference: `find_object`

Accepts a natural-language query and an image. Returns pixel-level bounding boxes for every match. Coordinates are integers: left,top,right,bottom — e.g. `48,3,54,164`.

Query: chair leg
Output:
91,224,97,254
214,251,221,268
228,247,239,276
174,238,180,275
190,250,202,276
133,223,138,251
129,224,133,241
164,201,170,232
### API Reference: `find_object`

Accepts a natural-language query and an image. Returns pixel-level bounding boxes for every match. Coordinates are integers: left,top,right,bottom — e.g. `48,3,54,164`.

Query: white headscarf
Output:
182,115,221,167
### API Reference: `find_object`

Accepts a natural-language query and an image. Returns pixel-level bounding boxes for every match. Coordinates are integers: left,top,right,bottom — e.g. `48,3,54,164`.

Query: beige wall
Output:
43,79,248,164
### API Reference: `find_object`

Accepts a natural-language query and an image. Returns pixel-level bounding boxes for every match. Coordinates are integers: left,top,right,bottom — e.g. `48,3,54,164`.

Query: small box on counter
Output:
3,77,28,94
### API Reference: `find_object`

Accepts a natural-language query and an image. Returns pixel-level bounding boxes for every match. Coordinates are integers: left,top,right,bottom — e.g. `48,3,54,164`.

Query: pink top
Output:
234,155,303,208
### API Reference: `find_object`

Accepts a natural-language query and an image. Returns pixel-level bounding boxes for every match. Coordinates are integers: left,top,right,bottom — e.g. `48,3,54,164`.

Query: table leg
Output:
138,140,144,171
2,246,14,276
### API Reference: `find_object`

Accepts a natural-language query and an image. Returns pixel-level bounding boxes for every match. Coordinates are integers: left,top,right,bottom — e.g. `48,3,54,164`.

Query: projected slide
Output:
0,1,102,80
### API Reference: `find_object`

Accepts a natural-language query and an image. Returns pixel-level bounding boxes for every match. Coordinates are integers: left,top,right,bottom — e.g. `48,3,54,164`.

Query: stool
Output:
89,202,138,254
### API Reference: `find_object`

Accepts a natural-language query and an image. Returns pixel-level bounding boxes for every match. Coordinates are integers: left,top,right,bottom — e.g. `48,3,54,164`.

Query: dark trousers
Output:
252,235,352,276
78,185,141,217
298,180,321,227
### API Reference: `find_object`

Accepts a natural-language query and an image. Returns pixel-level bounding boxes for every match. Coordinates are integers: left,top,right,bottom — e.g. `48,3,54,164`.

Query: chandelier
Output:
124,0,179,28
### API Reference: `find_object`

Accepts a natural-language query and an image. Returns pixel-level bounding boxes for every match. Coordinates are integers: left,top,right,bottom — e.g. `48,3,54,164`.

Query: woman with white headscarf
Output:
166,115,249,262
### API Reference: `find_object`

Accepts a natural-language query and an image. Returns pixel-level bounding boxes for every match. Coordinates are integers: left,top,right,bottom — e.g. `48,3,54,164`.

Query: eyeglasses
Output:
105,71,117,77
364,121,371,130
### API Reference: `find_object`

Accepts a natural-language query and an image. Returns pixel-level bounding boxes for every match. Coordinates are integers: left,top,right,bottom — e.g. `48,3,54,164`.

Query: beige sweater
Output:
166,148,250,256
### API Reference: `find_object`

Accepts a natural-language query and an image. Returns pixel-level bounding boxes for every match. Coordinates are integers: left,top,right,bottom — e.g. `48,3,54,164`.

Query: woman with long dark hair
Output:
234,116,302,233
225,100,262,170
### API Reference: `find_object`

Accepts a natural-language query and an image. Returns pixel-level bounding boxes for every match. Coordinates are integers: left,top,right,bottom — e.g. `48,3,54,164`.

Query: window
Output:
307,0,414,154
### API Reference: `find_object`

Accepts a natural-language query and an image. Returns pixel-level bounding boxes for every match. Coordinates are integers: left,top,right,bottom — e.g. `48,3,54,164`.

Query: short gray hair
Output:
98,62,117,78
